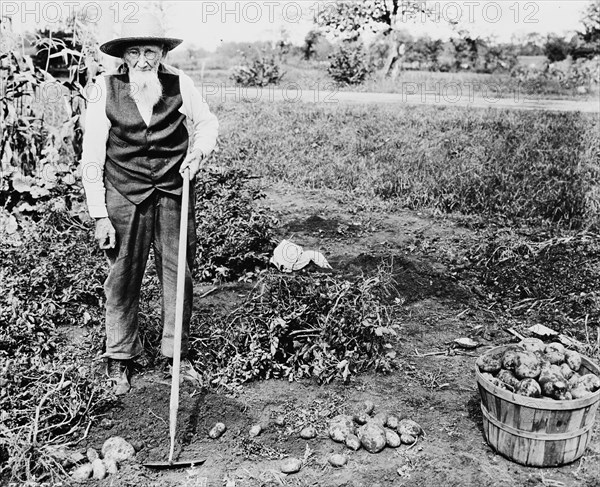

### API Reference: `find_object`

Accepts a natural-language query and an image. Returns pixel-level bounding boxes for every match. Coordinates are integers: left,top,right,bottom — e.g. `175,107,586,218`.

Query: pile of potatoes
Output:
477,338,600,400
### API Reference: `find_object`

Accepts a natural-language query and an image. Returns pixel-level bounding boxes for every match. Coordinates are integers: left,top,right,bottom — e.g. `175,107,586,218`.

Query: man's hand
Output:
179,150,206,180
95,217,116,250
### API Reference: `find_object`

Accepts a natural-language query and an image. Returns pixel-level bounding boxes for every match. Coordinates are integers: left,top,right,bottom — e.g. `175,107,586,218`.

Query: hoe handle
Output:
169,170,190,463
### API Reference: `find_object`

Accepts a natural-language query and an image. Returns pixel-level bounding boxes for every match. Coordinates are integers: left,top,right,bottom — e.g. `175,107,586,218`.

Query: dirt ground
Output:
78,183,600,487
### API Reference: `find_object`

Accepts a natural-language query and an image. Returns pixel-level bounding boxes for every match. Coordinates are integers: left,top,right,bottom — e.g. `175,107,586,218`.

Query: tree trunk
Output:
379,34,402,78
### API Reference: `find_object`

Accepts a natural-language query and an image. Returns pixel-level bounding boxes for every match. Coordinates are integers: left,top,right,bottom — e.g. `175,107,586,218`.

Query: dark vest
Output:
104,68,189,205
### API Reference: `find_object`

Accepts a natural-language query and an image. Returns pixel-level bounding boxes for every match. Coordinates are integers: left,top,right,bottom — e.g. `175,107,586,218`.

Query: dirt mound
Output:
84,381,252,463
333,253,473,304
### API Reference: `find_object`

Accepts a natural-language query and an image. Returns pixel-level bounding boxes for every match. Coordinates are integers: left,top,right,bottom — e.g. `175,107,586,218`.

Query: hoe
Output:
144,169,206,470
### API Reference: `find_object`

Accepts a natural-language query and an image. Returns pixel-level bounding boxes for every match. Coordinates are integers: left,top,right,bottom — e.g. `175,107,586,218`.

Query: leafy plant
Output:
230,51,285,87
194,168,277,282
1,12,93,218
327,43,372,85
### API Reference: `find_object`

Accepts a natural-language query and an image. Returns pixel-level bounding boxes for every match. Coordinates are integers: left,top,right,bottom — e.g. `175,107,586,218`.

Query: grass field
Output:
211,99,600,229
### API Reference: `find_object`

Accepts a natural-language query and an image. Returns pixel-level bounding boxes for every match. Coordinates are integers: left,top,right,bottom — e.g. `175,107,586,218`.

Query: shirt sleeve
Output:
178,70,219,157
80,75,110,219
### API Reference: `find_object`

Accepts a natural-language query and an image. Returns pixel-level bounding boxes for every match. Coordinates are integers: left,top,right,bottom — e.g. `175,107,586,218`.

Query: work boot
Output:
106,358,131,395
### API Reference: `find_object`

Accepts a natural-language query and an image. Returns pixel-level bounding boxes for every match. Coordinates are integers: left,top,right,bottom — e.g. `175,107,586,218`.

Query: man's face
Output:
123,44,164,72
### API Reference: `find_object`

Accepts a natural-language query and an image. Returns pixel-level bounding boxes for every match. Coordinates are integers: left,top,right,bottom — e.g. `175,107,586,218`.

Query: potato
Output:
249,424,262,437
502,349,521,370
565,350,582,372
571,386,593,399
544,343,566,363
497,369,520,390
345,434,361,451
568,372,582,388
514,352,541,380
559,363,574,380
517,378,541,397
299,426,317,439
520,338,545,354
357,422,386,453
385,429,401,448
477,353,503,374
489,377,509,390
400,434,417,444
538,364,568,399
544,351,565,365
542,379,569,400
574,374,600,393
538,364,565,385
371,412,388,426
386,415,399,430
353,412,369,425
557,391,572,401
208,422,227,439
397,419,422,437
329,415,355,443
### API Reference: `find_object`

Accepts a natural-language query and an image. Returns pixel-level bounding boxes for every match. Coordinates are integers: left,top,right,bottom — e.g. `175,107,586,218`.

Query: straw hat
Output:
100,12,182,58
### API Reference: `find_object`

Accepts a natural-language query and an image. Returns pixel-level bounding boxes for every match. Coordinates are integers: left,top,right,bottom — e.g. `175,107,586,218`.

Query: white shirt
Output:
80,65,218,219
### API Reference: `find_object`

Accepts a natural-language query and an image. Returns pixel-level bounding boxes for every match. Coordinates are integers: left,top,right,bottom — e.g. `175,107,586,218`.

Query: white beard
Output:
128,69,163,107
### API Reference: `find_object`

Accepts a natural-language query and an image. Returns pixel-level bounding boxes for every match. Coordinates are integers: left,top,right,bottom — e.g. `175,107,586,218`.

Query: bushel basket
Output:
476,345,600,467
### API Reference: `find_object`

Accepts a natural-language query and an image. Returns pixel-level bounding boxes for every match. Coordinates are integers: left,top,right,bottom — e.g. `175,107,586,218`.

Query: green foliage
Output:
1,47,87,217
316,0,425,41
0,208,105,355
194,168,277,282
192,271,399,386
0,208,110,483
327,43,372,85
511,57,599,93
302,30,321,60
403,37,444,70
579,0,600,44
230,52,285,87
544,34,571,63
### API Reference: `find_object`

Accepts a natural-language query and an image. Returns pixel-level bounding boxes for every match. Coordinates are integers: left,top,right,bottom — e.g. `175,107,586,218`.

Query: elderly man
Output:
81,13,218,395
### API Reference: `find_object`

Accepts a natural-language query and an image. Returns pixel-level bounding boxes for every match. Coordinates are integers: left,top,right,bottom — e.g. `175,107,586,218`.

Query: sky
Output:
2,1,593,51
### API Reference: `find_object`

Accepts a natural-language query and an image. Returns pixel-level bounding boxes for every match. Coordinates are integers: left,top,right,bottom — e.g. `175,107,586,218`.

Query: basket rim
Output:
475,344,600,410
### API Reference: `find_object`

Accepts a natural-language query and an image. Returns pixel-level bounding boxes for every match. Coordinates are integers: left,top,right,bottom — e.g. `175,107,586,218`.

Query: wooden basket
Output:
476,345,600,467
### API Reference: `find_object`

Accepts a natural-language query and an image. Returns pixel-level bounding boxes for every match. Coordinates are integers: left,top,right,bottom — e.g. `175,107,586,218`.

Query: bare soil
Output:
80,183,600,487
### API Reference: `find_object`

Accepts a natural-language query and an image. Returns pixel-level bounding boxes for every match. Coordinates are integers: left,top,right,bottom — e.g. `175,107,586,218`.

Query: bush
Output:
230,52,285,87
194,168,277,282
544,34,571,63
327,43,372,85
